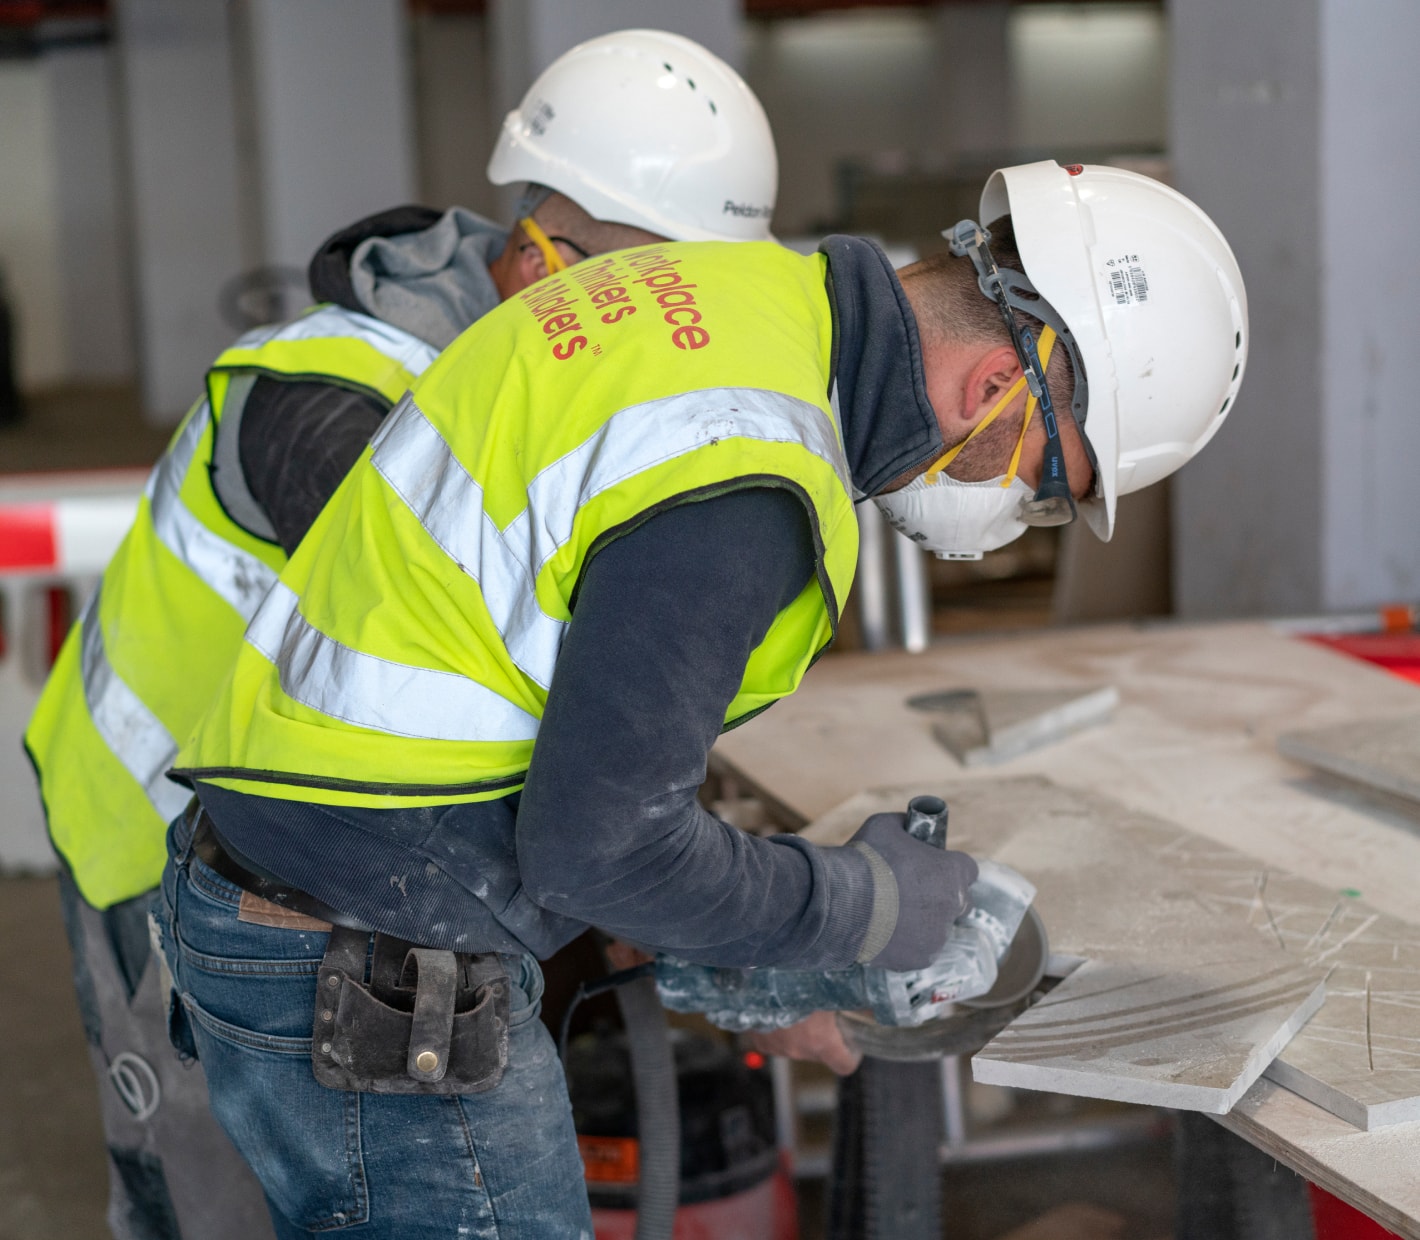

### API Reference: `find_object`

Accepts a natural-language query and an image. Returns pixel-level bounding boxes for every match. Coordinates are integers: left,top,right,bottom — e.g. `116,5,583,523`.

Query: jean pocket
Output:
166,987,197,1061
182,992,368,1231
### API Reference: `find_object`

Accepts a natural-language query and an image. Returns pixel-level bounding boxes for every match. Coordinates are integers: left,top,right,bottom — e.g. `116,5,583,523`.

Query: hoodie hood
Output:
308,205,509,350
819,234,943,497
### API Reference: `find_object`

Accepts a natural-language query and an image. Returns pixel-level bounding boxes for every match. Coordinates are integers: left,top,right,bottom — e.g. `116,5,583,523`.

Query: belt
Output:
190,807,373,932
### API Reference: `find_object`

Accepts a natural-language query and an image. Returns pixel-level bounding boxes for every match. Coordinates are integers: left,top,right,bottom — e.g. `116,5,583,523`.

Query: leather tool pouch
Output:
312,927,510,1095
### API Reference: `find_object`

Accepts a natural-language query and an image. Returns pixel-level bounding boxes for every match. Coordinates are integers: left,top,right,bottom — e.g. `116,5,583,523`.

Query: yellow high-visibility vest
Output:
25,307,436,907
177,242,859,807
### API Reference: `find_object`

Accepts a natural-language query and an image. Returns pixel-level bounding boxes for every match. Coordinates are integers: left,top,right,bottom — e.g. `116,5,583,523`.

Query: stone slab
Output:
973,957,1327,1113
911,685,1120,767
1279,713,1420,807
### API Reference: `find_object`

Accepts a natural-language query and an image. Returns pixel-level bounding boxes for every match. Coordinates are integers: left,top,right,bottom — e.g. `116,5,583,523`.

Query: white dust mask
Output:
873,326,1061,561
874,472,1034,561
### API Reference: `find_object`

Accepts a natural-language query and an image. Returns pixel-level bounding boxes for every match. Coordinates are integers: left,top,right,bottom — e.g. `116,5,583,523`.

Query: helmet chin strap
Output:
945,220,1095,527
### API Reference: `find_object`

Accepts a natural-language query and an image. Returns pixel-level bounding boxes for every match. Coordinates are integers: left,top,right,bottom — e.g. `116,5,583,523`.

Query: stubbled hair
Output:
898,217,1076,480
533,191,665,256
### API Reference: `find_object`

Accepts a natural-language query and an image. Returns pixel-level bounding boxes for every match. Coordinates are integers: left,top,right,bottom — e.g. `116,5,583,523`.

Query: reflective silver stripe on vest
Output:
370,402,565,689
371,387,849,689
145,401,278,621
246,581,540,743
79,592,192,823
228,305,439,379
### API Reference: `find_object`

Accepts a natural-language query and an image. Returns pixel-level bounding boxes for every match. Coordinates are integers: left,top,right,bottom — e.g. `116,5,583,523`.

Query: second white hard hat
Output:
487,29,778,244
982,161,1248,540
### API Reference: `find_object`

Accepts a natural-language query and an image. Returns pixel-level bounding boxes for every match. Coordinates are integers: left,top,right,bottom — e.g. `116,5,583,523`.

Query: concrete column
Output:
46,44,136,384
929,3,1011,162
0,58,68,391
1171,0,1420,616
241,0,416,278
113,0,246,424
486,0,742,214
411,10,499,217
113,0,416,423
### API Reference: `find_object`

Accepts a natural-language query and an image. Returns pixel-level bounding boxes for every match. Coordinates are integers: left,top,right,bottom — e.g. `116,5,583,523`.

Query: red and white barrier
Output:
0,471,145,872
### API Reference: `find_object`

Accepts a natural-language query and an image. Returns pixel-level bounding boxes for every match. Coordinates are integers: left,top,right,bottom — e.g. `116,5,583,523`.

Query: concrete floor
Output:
0,876,109,1239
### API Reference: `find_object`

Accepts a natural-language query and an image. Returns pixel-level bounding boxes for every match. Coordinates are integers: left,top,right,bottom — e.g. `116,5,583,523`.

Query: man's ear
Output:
515,228,551,286
964,344,1024,426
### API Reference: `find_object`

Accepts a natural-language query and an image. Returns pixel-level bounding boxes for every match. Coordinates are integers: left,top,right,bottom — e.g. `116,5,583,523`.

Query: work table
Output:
710,620,1420,1236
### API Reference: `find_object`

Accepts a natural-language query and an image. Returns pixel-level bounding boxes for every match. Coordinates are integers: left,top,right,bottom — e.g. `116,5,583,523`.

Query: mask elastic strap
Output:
519,216,568,275
923,376,1026,483
1001,326,1058,488
923,324,1058,485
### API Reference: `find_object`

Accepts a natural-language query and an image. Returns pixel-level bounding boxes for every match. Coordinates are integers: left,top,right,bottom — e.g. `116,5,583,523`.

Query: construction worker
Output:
158,160,1247,1237
23,30,777,1240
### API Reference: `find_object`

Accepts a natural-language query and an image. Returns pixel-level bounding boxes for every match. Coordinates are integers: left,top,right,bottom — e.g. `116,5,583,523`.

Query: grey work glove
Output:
848,812,979,972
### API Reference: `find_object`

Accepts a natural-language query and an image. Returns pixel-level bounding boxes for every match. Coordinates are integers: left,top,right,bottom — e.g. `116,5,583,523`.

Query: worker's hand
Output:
849,812,978,972
603,939,653,970
742,1011,862,1076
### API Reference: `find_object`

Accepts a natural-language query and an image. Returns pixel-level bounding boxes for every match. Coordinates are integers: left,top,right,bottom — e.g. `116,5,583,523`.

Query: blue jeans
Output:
155,817,594,1239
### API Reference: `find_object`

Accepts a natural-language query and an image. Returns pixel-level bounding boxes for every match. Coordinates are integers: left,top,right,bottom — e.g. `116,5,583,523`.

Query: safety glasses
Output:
518,217,592,276
932,220,1095,527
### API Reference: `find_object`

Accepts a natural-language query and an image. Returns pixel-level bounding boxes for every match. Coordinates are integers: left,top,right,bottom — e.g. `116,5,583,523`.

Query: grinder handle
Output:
904,794,949,850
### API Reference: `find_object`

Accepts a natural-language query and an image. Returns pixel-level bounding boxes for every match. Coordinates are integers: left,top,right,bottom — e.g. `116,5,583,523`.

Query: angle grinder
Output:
655,795,1049,1061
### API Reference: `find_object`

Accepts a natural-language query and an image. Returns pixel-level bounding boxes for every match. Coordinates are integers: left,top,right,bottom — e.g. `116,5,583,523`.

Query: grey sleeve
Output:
237,376,389,555
514,487,878,970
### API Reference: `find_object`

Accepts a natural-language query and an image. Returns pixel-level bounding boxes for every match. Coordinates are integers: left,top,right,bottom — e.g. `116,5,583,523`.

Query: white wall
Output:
1012,4,1168,151
1317,0,1420,609
744,11,949,235
0,61,66,390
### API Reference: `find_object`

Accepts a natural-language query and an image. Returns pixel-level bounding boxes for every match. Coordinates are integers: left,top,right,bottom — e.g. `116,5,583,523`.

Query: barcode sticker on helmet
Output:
1105,255,1149,306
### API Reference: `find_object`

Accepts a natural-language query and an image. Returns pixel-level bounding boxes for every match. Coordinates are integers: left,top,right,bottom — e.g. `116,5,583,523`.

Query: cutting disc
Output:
837,905,1049,1062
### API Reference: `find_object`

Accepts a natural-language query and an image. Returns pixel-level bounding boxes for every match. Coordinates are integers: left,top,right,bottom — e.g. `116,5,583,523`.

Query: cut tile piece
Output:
1256,888,1420,1130
908,685,1119,766
973,957,1328,1113
1278,714,1420,807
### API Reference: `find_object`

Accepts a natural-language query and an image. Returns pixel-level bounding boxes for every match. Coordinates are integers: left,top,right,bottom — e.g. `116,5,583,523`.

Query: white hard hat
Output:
981,161,1248,540
487,29,778,243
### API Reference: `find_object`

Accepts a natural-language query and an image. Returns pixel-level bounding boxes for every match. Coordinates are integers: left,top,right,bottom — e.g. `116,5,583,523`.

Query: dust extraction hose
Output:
614,974,681,1240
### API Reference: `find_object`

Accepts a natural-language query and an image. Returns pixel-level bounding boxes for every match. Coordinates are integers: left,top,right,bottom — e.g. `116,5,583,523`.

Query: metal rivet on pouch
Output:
415,1050,439,1073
